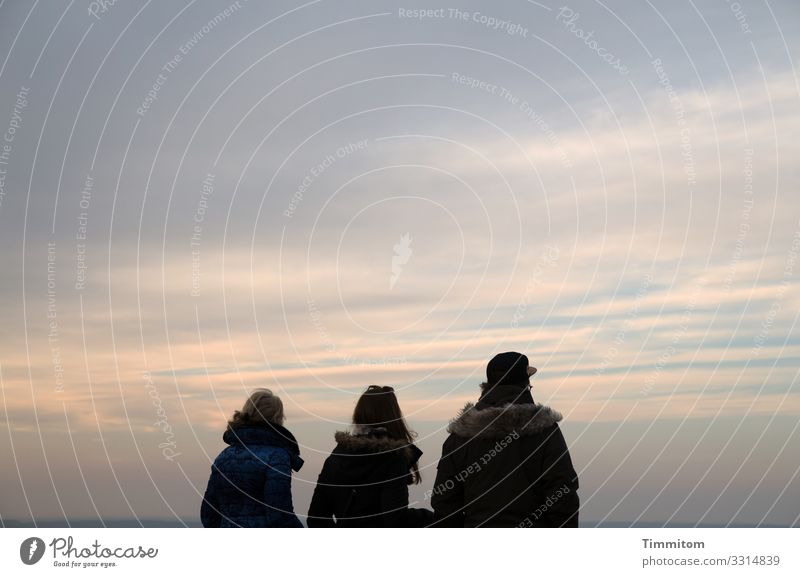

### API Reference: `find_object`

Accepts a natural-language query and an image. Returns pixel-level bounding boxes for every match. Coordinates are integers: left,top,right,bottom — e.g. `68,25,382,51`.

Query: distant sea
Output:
3,519,203,528
1,519,781,528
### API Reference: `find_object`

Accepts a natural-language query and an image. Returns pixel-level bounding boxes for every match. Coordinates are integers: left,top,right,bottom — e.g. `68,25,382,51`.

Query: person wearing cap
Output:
430,352,579,527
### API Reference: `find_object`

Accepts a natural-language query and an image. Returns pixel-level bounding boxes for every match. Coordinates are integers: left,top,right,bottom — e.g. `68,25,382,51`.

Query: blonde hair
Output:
228,388,285,428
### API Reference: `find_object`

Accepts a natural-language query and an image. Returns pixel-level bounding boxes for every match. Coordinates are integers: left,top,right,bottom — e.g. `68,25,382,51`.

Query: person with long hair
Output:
201,389,304,527
307,385,430,527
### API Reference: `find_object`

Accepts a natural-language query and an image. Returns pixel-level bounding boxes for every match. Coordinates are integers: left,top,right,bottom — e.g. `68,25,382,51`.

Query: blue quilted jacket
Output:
201,423,304,528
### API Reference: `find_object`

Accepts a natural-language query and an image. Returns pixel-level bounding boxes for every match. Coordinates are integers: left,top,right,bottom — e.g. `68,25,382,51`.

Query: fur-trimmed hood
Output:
333,429,422,465
447,402,562,439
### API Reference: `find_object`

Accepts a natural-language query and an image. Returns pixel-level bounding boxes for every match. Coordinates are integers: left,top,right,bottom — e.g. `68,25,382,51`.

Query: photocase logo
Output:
390,233,413,290
20,537,45,565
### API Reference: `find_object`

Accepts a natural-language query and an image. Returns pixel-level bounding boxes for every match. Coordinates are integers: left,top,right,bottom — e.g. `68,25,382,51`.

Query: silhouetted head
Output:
481,351,537,393
352,385,420,483
228,388,285,428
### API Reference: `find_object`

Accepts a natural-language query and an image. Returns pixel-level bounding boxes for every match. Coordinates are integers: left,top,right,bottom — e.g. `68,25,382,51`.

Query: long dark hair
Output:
352,385,421,484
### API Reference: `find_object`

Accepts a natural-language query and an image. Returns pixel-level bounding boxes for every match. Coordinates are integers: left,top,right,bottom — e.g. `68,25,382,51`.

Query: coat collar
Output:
476,383,535,408
223,423,304,471
333,429,422,465
447,401,562,439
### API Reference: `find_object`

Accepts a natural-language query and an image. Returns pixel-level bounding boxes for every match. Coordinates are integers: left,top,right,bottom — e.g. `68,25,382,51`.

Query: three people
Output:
201,352,579,528
307,385,431,527
201,388,304,527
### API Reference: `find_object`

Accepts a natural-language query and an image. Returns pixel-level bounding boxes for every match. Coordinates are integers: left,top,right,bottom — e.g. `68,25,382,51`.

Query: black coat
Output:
431,385,579,527
307,428,424,527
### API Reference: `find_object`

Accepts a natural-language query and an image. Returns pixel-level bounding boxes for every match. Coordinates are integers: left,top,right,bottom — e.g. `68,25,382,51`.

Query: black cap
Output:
486,352,531,387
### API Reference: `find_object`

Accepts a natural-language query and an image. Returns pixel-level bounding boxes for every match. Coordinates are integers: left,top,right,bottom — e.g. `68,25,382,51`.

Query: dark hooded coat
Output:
431,384,579,527
307,427,427,527
201,423,304,528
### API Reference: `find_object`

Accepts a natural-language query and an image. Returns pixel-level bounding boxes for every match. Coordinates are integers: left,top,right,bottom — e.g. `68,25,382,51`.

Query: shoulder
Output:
441,433,464,452
334,431,414,454
229,443,288,463
212,446,238,467
333,430,409,451
446,402,563,440
260,444,304,472
333,431,417,461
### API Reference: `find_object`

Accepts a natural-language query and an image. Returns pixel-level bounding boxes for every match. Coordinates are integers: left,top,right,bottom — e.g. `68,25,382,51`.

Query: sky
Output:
0,0,798,527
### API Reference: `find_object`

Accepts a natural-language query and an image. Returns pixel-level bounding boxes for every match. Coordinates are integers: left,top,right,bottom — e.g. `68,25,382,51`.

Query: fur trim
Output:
447,403,562,439
334,431,412,454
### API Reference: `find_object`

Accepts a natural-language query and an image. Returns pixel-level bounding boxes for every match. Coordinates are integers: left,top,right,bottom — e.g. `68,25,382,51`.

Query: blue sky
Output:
0,0,798,526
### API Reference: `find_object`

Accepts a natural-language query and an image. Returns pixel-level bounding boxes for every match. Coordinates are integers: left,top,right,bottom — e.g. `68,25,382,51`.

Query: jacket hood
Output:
333,428,422,466
223,423,304,472
447,402,562,439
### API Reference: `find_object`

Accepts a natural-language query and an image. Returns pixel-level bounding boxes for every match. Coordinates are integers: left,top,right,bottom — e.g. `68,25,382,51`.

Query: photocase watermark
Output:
21,534,159,568
87,0,118,22
74,173,94,291
142,371,181,461
308,299,336,354
640,279,705,396
397,7,448,20
48,535,158,568
516,96,573,169
652,57,696,190
724,0,752,35
425,430,520,499
450,72,500,94
390,233,413,290
556,7,629,75
47,242,64,393
397,7,529,37
517,484,572,527
284,139,369,218
20,537,46,565
722,147,755,292
190,173,214,297
512,243,560,328
450,73,572,168
136,1,246,117
0,85,29,211
751,219,800,358
306,298,407,367
449,7,529,37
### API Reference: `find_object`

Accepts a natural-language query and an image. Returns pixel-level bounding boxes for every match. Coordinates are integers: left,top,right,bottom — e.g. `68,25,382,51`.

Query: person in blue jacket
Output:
201,388,303,527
